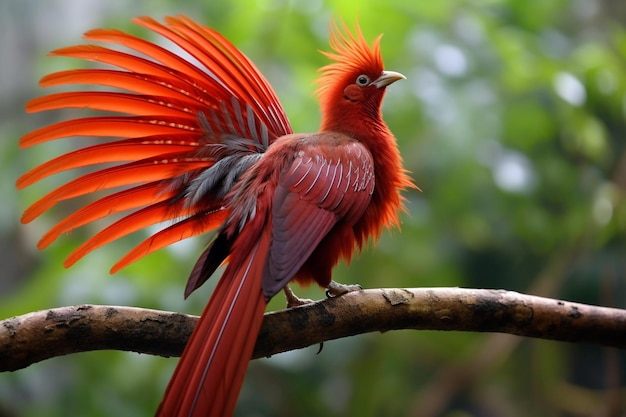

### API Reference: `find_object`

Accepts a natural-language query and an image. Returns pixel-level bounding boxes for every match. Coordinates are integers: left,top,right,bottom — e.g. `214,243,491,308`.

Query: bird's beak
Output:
372,70,406,88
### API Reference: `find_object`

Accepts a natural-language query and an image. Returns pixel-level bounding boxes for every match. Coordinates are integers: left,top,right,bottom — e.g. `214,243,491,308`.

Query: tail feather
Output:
210,293,266,417
156,226,270,417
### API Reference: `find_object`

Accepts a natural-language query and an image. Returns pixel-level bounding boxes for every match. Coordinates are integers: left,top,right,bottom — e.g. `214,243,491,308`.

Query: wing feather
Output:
262,139,375,297
17,137,198,188
27,92,198,118
38,182,173,249
20,15,293,271
111,207,229,273
19,117,200,148
64,200,188,267
39,69,201,99
21,156,209,223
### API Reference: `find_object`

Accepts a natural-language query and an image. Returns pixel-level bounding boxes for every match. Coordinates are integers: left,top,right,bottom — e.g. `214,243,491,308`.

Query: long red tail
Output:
157,224,270,417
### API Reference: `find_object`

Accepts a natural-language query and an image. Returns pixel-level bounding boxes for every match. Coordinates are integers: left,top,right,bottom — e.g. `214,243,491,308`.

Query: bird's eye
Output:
356,74,370,86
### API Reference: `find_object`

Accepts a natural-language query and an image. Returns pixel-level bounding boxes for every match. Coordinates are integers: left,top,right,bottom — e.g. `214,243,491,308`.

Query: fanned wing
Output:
262,137,375,298
18,15,292,272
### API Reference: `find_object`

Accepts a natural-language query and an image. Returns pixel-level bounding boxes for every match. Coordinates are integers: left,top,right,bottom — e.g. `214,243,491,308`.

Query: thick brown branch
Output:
2,288,625,372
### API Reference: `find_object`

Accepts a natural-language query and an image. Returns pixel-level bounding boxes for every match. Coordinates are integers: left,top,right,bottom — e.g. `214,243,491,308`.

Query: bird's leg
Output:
325,280,362,298
283,285,315,308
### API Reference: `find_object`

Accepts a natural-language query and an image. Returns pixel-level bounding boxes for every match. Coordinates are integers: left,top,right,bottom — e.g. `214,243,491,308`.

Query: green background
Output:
1,0,625,416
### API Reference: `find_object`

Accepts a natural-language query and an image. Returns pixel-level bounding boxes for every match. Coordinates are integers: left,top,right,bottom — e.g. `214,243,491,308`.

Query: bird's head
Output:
316,19,405,133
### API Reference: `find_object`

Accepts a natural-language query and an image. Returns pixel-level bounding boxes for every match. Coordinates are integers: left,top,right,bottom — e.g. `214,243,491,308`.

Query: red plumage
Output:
19,15,414,417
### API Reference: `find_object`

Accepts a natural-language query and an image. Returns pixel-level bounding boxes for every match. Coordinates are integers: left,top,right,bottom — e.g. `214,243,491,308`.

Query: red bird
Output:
18,15,413,417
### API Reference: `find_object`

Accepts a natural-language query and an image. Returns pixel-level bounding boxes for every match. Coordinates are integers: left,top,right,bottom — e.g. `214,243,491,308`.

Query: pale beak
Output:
372,70,406,88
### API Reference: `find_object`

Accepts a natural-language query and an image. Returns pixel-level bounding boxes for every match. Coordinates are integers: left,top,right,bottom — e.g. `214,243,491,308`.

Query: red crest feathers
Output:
315,18,384,100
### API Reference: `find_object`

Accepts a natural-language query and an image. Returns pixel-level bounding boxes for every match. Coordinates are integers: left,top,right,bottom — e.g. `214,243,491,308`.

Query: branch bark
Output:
2,287,625,372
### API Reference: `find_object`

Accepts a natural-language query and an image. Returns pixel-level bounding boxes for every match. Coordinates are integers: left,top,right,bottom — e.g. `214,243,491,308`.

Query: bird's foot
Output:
284,285,315,308
325,280,362,298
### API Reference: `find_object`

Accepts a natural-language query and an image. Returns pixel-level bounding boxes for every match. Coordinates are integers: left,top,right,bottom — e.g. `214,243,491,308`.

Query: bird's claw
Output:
284,285,315,308
325,280,362,298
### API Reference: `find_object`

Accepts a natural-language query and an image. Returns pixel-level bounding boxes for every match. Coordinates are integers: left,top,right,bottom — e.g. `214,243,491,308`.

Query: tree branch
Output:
2,288,625,372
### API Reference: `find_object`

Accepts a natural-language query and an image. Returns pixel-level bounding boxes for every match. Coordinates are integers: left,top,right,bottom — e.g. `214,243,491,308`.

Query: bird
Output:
18,15,414,417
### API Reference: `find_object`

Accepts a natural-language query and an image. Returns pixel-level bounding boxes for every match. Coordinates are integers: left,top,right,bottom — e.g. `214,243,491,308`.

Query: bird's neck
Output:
320,100,386,140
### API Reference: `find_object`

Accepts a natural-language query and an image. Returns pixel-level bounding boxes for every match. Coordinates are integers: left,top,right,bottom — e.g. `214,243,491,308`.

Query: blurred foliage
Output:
1,0,625,416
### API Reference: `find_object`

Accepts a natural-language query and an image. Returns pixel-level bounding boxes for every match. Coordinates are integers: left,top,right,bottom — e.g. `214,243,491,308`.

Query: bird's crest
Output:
316,18,384,100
